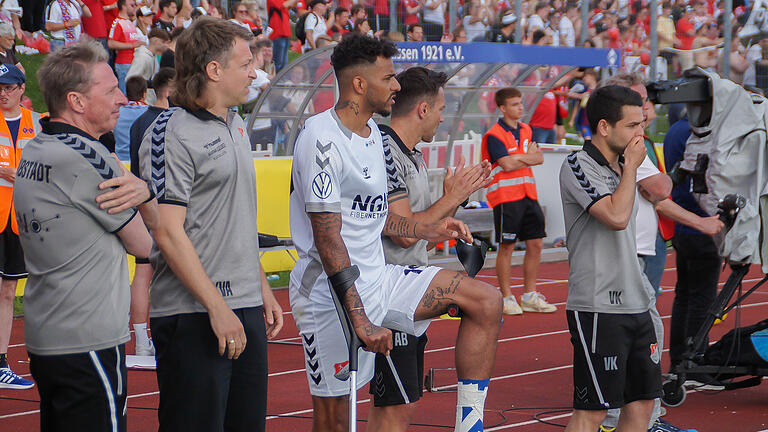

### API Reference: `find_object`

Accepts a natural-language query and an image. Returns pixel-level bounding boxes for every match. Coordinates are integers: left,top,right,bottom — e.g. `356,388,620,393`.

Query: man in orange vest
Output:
0,64,41,390
482,87,556,315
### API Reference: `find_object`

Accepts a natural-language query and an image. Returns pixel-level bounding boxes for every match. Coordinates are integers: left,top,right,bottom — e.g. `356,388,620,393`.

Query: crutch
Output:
328,265,363,432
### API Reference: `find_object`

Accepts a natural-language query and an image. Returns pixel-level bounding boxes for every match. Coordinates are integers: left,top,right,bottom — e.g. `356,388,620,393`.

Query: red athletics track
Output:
2,253,768,431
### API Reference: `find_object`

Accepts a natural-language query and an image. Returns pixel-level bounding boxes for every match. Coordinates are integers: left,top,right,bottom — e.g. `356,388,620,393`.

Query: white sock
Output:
133,323,150,347
521,291,536,302
455,378,488,432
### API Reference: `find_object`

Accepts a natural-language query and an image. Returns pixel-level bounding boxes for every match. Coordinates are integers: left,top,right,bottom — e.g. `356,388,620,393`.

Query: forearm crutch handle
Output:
328,265,363,374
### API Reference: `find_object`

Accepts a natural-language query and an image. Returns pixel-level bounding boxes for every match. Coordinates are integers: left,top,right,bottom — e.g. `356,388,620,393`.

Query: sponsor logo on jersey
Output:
350,193,388,219
312,172,333,199
650,343,660,364
362,166,370,179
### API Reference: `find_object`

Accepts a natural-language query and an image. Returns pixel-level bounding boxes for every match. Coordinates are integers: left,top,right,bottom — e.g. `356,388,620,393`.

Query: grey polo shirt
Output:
559,141,654,314
380,125,431,266
138,107,263,318
14,120,137,355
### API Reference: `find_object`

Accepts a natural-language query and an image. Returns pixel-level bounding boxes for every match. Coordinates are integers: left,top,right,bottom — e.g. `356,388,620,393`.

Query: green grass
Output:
13,296,23,317
266,270,290,288
18,53,47,113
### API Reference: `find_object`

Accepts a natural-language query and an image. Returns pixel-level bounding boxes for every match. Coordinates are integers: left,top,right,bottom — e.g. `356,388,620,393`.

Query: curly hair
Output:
172,17,253,110
330,33,398,77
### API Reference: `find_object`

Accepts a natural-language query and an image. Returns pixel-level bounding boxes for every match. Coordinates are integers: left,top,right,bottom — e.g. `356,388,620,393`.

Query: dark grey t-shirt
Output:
14,121,137,355
559,141,653,314
380,125,432,266
138,108,263,317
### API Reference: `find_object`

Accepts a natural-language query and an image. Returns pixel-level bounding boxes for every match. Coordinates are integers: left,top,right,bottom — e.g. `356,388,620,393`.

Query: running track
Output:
2,253,768,431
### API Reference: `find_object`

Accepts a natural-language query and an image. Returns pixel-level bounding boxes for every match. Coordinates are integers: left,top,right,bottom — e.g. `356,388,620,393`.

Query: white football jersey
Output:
289,108,404,305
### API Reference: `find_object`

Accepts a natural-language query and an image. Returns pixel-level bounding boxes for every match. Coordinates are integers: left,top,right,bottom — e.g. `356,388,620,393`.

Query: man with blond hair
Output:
137,17,283,431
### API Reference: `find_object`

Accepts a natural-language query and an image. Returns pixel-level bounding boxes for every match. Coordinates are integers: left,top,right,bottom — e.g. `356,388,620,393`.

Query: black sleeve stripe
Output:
56,134,116,180
150,108,179,200
110,209,138,233
157,199,188,207
567,151,599,200
381,134,405,192
585,193,611,212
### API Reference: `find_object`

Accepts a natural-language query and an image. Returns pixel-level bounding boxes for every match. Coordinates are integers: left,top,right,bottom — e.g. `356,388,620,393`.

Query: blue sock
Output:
456,378,489,432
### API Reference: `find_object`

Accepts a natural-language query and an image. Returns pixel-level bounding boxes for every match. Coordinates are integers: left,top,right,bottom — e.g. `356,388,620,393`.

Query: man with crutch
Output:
289,34,503,432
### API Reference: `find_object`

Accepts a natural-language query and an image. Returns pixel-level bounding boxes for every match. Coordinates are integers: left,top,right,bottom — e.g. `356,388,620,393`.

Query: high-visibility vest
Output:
0,108,43,234
481,121,537,208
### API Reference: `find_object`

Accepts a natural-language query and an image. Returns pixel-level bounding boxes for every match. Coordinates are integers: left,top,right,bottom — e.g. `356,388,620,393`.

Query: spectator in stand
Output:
350,3,366,23
692,21,720,71
371,0,389,32
45,0,92,51
527,1,550,34
463,0,492,42
230,2,256,32
108,0,141,93
529,32,557,144
267,0,298,72
114,76,148,161
400,0,421,32
406,23,423,41
690,0,710,28
248,40,274,148
354,17,372,35
134,5,155,44
154,0,176,32
0,23,22,73
303,0,330,52
0,0,23,40
559,2,577,47
451,25,467,42
258,39,276,77
657,2,675,64
675,6,696,71
743,36,768,87
328,7,351,37
728,34,749,84
81,0,108,49
487,8,516,43
422,0,446,41
160,25,183,68
127,28,169,85
103,0,119,33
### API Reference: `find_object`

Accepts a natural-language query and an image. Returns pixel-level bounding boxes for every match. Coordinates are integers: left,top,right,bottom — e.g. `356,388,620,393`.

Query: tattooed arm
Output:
383,212,474,244
309,212,393,355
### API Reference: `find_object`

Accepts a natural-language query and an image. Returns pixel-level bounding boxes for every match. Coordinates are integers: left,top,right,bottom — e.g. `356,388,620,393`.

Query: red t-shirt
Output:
81,0,107,39
676,18,695,50
109,18,140,64
401,0,419,26
373,0,388,15
103,0,118,34
268,0,291,39
528,92,557,130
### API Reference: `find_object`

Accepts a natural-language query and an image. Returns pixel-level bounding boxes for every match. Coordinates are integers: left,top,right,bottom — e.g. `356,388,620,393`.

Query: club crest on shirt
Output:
650,342,660,364
312,171,332,199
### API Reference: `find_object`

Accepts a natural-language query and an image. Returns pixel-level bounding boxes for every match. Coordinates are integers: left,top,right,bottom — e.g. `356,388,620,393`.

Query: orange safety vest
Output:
0,108,43,234
481,121,537,208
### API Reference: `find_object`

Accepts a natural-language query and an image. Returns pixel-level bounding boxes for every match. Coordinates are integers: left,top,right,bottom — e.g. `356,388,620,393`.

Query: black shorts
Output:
567,310,662,410
369,330,427,406
30,344,127,432
151,307,268,432
0,223,26,279
492,197,546,244
555,104,564,126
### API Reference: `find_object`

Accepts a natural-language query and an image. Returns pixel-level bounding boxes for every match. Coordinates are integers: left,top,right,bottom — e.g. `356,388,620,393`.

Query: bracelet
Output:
349,307,365,312
143,180,156,204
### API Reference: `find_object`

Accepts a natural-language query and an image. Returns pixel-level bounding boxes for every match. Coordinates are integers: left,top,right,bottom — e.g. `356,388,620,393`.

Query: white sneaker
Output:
503,296,523,315
135,339,155,357
520,292,557,313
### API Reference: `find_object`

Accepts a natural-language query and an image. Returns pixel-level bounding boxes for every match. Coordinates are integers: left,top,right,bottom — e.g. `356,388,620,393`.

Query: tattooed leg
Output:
415,269,502,379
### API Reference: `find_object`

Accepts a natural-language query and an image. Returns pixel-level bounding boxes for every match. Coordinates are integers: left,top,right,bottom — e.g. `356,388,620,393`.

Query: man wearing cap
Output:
487,9,516,43
0,64,39,391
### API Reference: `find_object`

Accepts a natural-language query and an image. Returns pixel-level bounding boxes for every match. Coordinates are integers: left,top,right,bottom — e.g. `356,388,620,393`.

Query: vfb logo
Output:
312,171,332,199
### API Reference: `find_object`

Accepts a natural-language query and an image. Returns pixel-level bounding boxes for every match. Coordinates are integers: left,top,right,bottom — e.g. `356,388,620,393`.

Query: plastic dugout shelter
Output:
248,42,621,272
